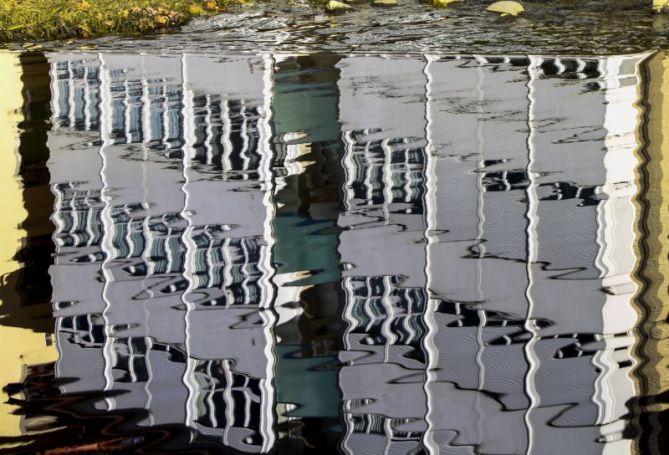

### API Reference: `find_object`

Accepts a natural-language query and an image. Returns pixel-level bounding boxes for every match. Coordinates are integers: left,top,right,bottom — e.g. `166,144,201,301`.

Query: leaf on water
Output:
373,0,398,6
432,0,462,8
486,0,524,16
326,0,352,11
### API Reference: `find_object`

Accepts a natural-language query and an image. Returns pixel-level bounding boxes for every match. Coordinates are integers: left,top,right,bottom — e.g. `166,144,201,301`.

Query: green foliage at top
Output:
0,0,231,41
0,0,537,42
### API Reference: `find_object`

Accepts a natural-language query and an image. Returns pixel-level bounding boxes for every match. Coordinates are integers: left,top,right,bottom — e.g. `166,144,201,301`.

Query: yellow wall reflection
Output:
632,50,669,455
638,50,669,392
0,52,57,439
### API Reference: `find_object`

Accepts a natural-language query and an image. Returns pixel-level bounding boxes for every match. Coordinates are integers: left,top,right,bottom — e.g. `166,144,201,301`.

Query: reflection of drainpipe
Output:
180,52,199,435
473,54,487,450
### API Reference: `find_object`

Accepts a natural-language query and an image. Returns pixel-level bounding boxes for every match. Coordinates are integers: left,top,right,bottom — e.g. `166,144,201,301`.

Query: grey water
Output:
1,50,668,455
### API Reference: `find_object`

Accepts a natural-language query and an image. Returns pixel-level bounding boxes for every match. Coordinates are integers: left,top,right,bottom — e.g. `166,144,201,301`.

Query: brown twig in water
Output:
42,436,143,455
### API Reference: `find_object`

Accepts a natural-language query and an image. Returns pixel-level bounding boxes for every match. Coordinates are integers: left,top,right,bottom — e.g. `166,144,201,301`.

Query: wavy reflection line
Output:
140,55,156,427
98,53,117,410
523,55,541,455
259,52,277,453
422,53,439,455
473,53,487,451
181,53,200,433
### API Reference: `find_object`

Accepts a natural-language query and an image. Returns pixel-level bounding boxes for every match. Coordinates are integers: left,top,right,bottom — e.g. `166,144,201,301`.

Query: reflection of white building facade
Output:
48,53,277,452
44,51,646,454
336,54,645,455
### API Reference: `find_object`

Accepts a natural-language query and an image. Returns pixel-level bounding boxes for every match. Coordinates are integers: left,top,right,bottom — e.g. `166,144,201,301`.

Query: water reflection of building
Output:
336,54,645,455
48,53,277,452
14,50,657,453
337,56,431,455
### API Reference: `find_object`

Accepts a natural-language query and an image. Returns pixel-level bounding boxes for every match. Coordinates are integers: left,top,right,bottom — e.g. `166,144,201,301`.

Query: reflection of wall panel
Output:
526,58,607,455
423,55,645,455
638,50,669,399
0,53,27,295
527,55,645,455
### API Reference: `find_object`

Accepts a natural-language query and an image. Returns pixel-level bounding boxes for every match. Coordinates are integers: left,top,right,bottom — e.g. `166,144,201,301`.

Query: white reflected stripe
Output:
523,55,541,455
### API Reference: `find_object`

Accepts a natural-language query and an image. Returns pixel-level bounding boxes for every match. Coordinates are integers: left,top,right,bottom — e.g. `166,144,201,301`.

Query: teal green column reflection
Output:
271,53,344,428
272,53,343,287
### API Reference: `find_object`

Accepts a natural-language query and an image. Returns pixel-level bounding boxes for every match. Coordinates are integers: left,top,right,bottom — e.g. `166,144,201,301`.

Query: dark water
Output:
1,50,669,454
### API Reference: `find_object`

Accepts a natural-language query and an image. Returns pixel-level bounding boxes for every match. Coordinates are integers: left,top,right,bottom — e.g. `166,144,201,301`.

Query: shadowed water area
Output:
1,49,669,455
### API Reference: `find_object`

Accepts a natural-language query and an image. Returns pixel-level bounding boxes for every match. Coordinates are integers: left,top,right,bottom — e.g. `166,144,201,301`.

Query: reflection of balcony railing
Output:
342,276,428,363
190,359,268,452
343,129,426,213
51,57,266,177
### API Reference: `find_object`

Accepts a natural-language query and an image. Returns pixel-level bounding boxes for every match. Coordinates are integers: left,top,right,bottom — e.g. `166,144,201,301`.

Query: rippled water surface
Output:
5,0,669,55
1,50,669,454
